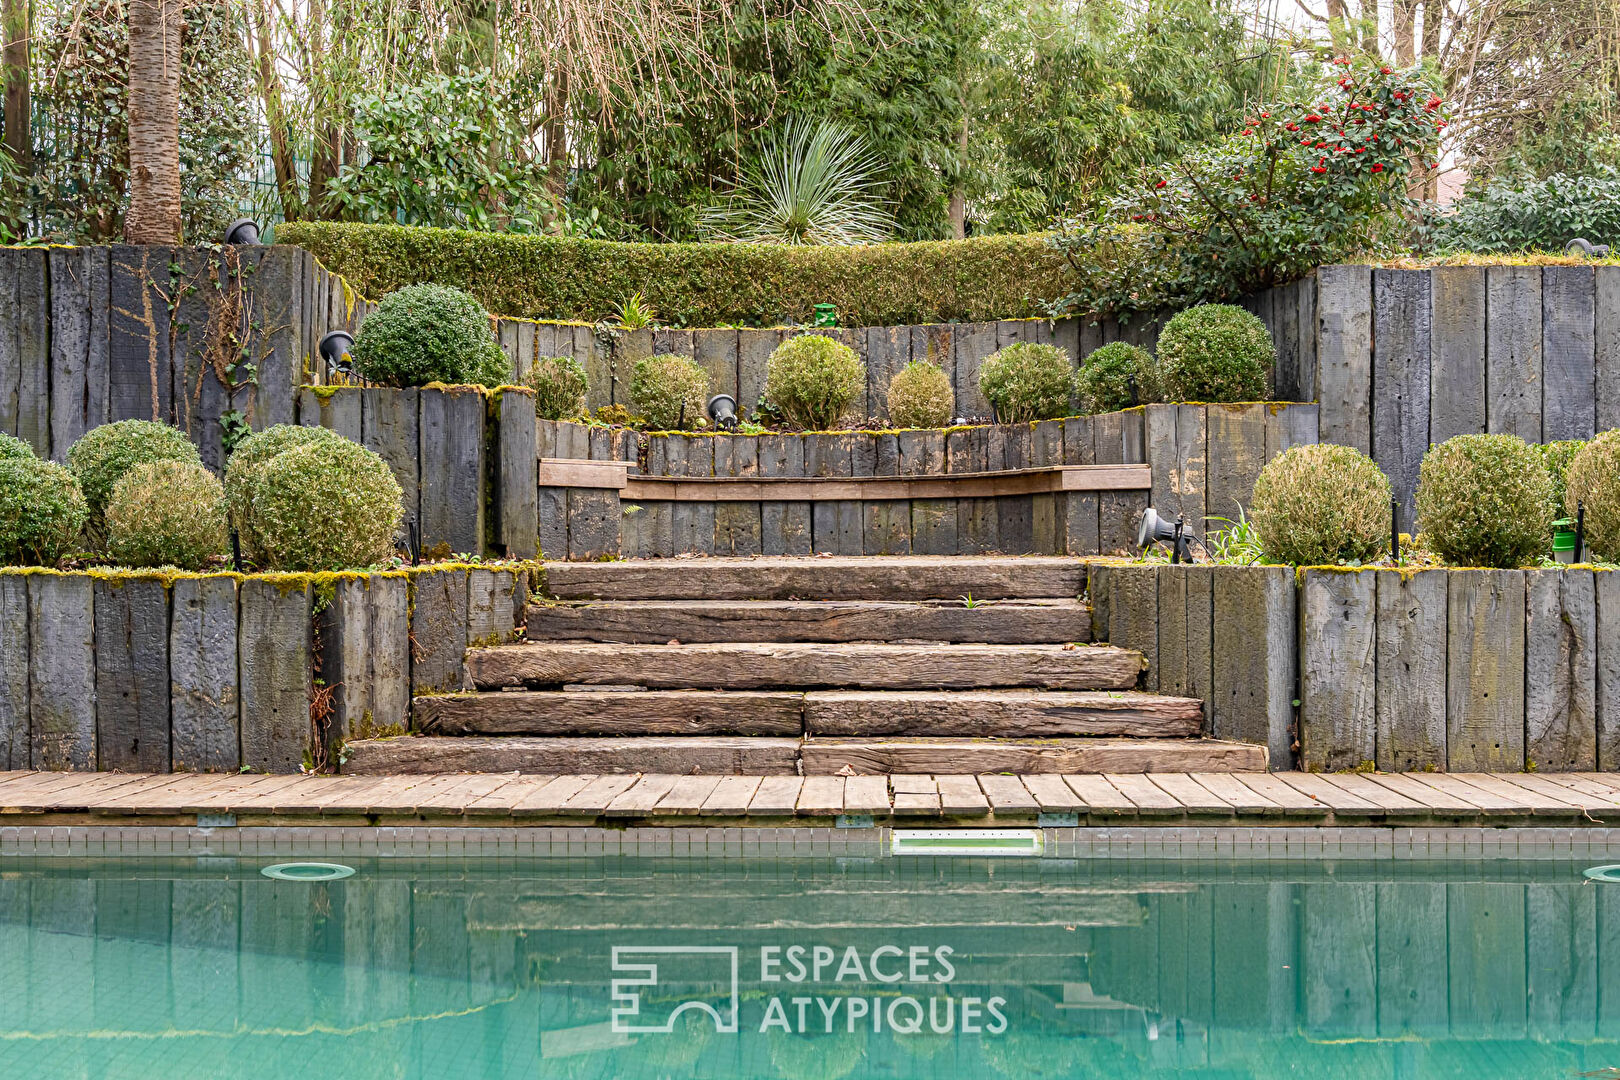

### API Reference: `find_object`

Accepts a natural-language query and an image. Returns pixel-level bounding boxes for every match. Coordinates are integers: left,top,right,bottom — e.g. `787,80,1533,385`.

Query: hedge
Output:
275,221,1078,328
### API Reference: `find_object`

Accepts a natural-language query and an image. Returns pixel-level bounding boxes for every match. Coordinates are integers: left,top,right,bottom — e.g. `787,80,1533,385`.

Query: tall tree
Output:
124,0,182,242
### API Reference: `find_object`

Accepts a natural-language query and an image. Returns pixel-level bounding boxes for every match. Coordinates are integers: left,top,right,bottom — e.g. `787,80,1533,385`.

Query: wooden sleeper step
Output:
799,738,1268,775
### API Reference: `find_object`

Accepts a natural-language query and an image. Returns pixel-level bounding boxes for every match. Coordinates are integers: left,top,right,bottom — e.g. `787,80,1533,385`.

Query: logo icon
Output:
610,946,741,1034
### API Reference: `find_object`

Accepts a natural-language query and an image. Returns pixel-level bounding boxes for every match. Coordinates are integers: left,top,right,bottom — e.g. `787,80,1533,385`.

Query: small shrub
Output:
0,458,87,566
1154,304,1272,402
977,342,1074,422
470,346,515,388
1250,444,1391,565
765,335,866,429
524,355,589,420
249,438,404,571
105,461,228,570
886,361,953,428
1539,439,1587,520
1074,343,1153,414
1566,429,1620,560
631,354,710,431
349,283,505,386
67,420,202,536
1416,434,1553,567
224,424,349,560
0,432,34,461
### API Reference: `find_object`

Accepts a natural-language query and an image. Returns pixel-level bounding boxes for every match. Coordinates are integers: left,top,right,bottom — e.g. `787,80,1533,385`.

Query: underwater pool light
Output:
892,830,1042,857
261,862,356,882
1584,866,1620,883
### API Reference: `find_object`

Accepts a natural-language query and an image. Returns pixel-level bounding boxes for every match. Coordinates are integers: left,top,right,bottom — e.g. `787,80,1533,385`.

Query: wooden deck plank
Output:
358,773,482,812
1399,772,1523,815
5,772,162,808
890,775,938,794
89,774,257,813
509,774,598,814
412,774,522,814
843,775,890,814
1221,773,1326,814
1188,772,1280,815
977,774,1040,813
1490,773,1620,816
1357,772,1481,813
797,776,846,815
653,775,724,814
41,773,180,809
1105,774,1184,815
935,775,990,814
1447,772,1590,815
892,791,942,815
1522,773,1620,810
1021,773,1085,811
463,775,556,814
559,774,640,816
746,776,803,816
702,775,765,815
1272,772,1381,813
1061,773,1137,813
603,774,682,817
1148,772,1233,813
1316,773,1431,816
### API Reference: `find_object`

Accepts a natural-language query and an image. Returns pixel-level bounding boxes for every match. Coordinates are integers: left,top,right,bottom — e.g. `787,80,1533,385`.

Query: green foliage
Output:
349,284,506,387
224,425,349,562
1416,434,1554,568
0,433,35,461
886,361,954,429
326,72,558,232
0,458,87,567
1153,305,1272,402
1564,430,1620,561
1074,342,1152,414
977,343,1074,422
631,354,710,431
67,421,203,537
1249,444,1390,565
524,356,590,421
1539,440,1588,520
104,461,228,570
611,293,657,330
470,348,515,389
1435,169,1620,254
248,439,404,571
765,335,867,429
277,221,1072,327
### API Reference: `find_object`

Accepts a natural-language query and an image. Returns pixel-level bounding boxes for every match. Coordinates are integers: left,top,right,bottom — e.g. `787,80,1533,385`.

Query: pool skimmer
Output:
261,862,356,882
891,829,1042,857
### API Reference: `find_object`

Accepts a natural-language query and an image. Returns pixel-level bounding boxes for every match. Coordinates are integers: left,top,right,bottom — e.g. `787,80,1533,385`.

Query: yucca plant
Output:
611,292,657,330
701,118,894,245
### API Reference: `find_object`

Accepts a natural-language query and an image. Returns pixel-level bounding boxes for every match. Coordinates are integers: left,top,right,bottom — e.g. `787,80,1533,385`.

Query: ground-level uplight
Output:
1137,506,1191,563
224,218,262,245
707,393,739,430
1566,238,1611,258
319,330,358,380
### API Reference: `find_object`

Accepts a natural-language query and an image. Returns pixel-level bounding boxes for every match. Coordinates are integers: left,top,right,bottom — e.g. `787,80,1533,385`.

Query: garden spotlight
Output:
1137,506,1192,563
224,218,262,245
319,330,358,380
707,394,739,430
1566,238,1611,259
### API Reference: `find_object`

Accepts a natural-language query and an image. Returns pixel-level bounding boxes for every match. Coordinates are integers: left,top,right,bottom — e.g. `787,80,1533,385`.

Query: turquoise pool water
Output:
1,856,1617,1078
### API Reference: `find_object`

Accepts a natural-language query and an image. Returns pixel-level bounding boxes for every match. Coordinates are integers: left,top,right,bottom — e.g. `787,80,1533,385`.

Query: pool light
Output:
261,862,356,881
892,830,1043,857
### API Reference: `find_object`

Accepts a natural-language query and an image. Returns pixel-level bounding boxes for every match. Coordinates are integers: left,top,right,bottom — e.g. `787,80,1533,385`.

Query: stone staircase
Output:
342,557,1267,775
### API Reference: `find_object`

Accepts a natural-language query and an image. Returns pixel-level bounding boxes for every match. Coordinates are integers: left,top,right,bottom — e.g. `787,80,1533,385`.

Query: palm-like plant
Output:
702,117,894,245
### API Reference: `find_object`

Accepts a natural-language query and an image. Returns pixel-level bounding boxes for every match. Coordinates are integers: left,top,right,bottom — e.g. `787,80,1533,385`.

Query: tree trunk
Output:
249,0,304,221
124,0,183,243
1,0,28,167
544,66,569,205
1394,0,1417,65
948,115,967,240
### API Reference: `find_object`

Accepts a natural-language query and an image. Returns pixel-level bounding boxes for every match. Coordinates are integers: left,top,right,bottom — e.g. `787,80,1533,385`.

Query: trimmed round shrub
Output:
1249,444,1391,565
249,439,404,571
524,355,589,420
1566,429,1620,561
1074,343,1152,414
1154,304,1273,402
631,353,709,431
886,361,953,429
105,461,228,570
1540,439,1588,521
349,283,505,387
1416,434,1553,568
224,424,349,560
469,345,515,389
0,432,34,461
977,342,1074,422
0,457,88,566
67,420,202,536
765,334,866,430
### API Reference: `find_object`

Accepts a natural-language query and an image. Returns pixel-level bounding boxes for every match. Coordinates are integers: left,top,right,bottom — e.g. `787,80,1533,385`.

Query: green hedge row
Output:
275,221,1078,327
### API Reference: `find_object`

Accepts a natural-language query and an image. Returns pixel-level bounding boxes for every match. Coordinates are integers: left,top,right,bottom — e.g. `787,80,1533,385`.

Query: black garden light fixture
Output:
1566,238,1611,259
319,330,358,380
707,393,740,430
224,217,263,245
1137,506,1192,563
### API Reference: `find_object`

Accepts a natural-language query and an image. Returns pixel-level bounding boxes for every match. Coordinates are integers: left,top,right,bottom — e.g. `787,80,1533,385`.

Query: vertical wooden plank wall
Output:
1316,264,1373,454
1372,269,1432,524
1298,568,1377,771
1429,265,1487,445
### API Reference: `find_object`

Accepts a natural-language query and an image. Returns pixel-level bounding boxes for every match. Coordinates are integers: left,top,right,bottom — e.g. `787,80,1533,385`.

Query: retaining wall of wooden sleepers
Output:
0,564,533,774
1090,561,1620,773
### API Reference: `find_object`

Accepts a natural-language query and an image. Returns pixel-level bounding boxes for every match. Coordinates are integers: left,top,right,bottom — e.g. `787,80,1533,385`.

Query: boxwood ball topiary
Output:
224,424,349,560
1074,342,1153,414
248,438,404,571
1565,429,1620,560
0,457,88,566
1154,304,1273,403
350,283,506,386
524,355,590,421
765,334,866,430
105,460,228,570
1249,444,1391,565
67,420,202,536
631,353,710,431
977,342,1074,422
886,361,953,429
0,432,34,461
1416,434,1553,567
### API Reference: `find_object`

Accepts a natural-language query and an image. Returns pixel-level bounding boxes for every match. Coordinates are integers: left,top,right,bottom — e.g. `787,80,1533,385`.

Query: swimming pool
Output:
0,855,1614,1078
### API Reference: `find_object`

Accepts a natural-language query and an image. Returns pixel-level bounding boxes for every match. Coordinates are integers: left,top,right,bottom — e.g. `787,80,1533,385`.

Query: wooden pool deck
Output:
5,769,1620,827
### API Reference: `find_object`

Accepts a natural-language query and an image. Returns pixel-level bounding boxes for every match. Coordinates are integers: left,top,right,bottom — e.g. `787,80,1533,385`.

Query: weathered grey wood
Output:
1183,565,1215,732
1211,566,1296,768
342,734,802,775
1527,883,1597,1041
552,419,590,461
0,575,29,769
804,690,1202,736
800,737,1266,775
497,388,538,559
1596,570,1620,770
1297,271,1318,402
1598,266,1620,432
543,554,1085,600
1373,268,1433,519
416,690,804,736
1526,568,1598,771
298,386,363,441
467,641,1143,691
1264,402,1319,463
1316,264,1373,453
756,434,810,557
613,327,652,408
27,574,96,770
1486,265,1544,440
1447,568,1527,771
170,248,227,464
620,500,673,558
107,245,174,426
238,577,311,773
1106,564,1157,691
1544,265,1597,440
47,247,112,460
1059,417,1100,554
736,329,778,421
574,324,610,412
866,325,907,421
418,386,486,556
1093,409,1147,554
247,246,303,428
1375,883,1449,1037
93,576,171,772
1303,884,1376,1036
693,327,738,403
537,487,567,559
361,387,420,539
466,568,519,648
953,323,998,420
1299,568,1376,772
409,568,469,695
565,488,621,560
1204,402,1266,525
169,576,240,772
1374,568,1447,771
